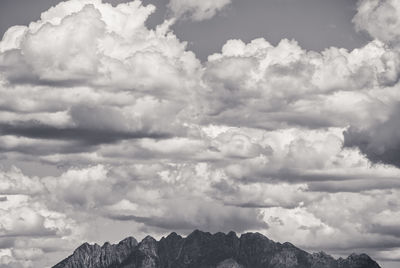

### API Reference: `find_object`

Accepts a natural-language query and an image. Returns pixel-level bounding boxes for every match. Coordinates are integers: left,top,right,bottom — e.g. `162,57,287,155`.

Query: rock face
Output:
53,230,381,268
53,237,138,268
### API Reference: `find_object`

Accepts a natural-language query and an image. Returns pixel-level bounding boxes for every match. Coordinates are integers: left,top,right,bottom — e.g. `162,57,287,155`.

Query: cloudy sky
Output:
0,0,400,267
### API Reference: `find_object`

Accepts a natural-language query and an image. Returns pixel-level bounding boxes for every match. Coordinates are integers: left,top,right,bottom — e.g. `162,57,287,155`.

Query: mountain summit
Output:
53,230,381,268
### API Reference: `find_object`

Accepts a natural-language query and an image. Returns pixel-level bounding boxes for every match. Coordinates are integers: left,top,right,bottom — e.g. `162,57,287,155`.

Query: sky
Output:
0,0,400,267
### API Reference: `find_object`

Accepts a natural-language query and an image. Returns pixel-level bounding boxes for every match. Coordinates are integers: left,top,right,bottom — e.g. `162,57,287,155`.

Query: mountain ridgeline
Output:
53,230,381,268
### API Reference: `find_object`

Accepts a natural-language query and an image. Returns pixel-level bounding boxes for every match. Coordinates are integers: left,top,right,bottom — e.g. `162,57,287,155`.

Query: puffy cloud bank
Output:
1,0,400,267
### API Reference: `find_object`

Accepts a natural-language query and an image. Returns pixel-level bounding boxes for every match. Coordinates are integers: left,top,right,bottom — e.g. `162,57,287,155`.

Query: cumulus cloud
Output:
201,38,400,129
0,167,44,195
1,0,400,267
353,0,400,45
167,0,231,21
0,175,82,267
261,189,400,258
0,0,200,156
0,0,200,89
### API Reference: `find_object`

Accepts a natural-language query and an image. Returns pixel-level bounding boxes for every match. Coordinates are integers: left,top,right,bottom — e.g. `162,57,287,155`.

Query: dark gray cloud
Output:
107,214,196,230
369,224,400,238
325,239,400,251
0,140,90,156
307,179,400,193
231,167,384,183
107,200,269,234
0,237,14,248
0,120,170,146
343,105,400,168
223,201,298,210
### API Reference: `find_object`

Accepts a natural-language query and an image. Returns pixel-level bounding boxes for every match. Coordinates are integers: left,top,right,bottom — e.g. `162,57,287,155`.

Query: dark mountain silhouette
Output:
53,230,381,268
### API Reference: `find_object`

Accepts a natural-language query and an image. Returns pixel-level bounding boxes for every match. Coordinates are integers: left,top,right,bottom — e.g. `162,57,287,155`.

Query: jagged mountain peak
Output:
53,230,381,268
118,236,138,246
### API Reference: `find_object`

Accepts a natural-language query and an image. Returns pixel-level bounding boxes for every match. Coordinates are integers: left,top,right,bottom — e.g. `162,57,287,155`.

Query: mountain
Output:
53,230,381,268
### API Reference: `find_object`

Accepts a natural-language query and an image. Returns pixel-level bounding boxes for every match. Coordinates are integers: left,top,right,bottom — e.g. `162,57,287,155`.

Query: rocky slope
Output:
53,230,381,268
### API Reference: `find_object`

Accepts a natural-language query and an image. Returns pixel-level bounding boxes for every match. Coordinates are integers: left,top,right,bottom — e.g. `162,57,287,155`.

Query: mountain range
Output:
52,230,381,268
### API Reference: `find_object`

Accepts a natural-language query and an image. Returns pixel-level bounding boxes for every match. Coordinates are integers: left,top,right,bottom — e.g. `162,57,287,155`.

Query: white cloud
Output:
0,167,44,195
0,0,202,158
0,182,81,267
353,0,400,45
202,38,400,129
0,0,400,266
167,0,231,21
0,0,200,89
